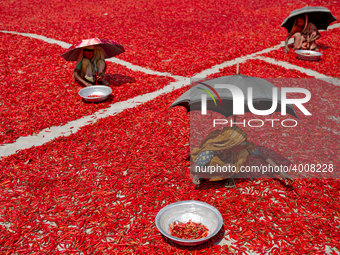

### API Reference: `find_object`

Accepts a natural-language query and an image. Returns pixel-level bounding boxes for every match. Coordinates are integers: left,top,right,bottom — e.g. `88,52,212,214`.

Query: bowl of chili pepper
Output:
78,85,112,102
295,50,323,61
155,200,223,246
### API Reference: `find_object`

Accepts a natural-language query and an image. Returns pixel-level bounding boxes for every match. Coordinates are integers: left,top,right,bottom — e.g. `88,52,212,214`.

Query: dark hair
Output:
83,49,94,52
296,14,305,20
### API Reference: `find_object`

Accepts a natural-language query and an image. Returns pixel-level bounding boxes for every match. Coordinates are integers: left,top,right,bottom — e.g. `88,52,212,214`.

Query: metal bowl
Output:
155,200,223,246
295,50,323,61
78,85,112,102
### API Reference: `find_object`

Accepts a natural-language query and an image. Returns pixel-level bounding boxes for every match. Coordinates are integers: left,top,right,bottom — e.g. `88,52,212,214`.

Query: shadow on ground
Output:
105,73,137,86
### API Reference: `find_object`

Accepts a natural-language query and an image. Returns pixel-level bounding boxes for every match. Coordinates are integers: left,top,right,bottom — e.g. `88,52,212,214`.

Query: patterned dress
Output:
293,22,320,50
195,148,260,167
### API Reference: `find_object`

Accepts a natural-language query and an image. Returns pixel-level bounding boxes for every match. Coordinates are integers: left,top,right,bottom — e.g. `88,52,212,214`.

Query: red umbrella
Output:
61,38,125,61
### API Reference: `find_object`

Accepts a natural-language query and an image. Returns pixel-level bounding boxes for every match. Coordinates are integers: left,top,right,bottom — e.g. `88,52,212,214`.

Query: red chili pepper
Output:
169,220,209,240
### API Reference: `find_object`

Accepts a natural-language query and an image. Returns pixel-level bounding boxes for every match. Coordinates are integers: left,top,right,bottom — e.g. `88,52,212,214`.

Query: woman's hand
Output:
97,72,104,81
74,70,93,87
284,33,292,54
266,158,294,185
308,34,320,43
279,171,294,185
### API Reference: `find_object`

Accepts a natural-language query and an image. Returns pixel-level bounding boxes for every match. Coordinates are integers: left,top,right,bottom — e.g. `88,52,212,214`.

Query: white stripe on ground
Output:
328,23,340,30
192,23,340,79
0,77,190,157
191,39,295,79
254,56,340,86
105,57,185,79
0,30,185,79
0,30,72,48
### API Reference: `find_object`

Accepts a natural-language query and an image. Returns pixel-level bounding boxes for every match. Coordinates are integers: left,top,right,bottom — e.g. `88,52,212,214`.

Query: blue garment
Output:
195,150,216,167
196,148,260,167
248,148,259,157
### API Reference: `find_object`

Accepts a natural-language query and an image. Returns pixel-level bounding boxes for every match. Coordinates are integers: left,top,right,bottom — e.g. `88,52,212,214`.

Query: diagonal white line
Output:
192,40,293,79
0,30,184,79
254,56,340,86
0,30,73,48
0,77,191,157
105,57,185,79
192,23,340,79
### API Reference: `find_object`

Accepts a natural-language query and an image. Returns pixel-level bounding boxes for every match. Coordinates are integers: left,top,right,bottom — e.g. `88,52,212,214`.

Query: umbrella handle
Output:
94,60,98,85
307,24,310,48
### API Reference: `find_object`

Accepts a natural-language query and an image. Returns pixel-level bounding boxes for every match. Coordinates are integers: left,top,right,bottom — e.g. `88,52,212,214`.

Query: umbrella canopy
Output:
281,6,337,33
61,38,125,61
169,74,298,119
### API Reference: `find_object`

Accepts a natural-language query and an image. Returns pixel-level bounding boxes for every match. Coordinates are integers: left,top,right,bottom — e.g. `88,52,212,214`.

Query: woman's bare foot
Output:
224,178,235,188
280,172,294,185
192,175,204,187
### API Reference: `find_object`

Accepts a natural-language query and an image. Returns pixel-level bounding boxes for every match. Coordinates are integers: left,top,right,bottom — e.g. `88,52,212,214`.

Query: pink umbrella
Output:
61,38,125,61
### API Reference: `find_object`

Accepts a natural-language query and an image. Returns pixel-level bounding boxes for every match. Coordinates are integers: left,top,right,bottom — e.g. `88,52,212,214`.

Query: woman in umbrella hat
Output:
190,126,294,188
73,46,109,86
284,14,320,53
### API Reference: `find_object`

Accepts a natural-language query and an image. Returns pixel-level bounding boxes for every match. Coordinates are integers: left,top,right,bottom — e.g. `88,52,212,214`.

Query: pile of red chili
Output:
1,0,340,253
170,220,209,240
0,75,339,254
87,94,103,98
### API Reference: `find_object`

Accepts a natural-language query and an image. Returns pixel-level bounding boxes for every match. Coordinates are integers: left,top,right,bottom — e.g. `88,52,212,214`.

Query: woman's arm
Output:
255,150,294,183
284,33,292,53
73,69,93,87
308,23,321,42
308,33,321,42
